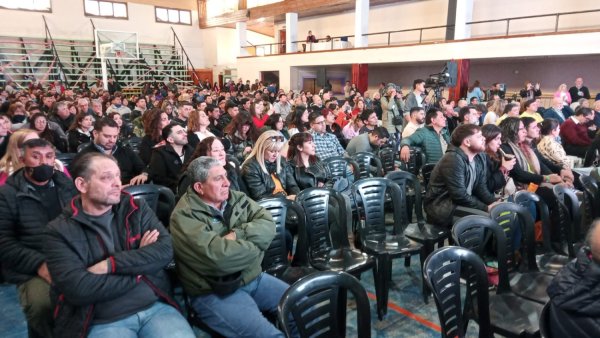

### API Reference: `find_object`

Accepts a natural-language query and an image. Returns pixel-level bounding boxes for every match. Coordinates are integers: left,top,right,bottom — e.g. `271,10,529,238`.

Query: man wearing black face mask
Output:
0,138,78,337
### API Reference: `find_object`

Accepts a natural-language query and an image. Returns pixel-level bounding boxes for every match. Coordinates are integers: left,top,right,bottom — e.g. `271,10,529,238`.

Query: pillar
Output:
449,0,473,40
352,64,368,94
286,13,298,53
354,0,369,48
236,22,248,57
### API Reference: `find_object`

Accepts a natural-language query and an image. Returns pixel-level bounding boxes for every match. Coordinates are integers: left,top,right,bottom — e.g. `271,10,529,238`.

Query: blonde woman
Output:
241,130,300,201
554,83,572,106
0,129,67,185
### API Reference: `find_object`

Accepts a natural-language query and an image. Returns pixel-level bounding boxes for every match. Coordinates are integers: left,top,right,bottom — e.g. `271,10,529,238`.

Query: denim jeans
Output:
87,301,195,338
192,272,293,338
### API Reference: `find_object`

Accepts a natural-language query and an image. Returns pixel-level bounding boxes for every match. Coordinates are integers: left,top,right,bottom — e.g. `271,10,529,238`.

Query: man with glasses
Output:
560,107,595,158
308,112,346,160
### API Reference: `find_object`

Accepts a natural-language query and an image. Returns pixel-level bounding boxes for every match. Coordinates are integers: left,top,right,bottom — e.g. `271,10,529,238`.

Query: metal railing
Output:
242,8,600,56
42,15,69,86
171,27,198,84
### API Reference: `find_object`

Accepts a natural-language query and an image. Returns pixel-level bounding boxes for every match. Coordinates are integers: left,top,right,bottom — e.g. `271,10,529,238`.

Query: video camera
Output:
425,72,450,89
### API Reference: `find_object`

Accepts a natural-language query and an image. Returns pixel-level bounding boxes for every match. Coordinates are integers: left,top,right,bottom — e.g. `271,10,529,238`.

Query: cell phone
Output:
498,148,515,161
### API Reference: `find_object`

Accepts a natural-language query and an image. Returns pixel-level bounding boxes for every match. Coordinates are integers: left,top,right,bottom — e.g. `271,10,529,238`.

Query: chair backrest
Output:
452,215,511,293
55,153,76,168
76,142,91,153
124,136,142,154
423,246,492,338
350,152,383,178
323,156,360,181
258,197,291,272
420,163,436,189
296,188,352,253
514,191,552,252
399,146,424,175
377,147,396,175
278,271,371,338
578,174,598,233
489,202,538,273
552,185,579,257
123,184,163,212
385,171,425,224
352,178,407,246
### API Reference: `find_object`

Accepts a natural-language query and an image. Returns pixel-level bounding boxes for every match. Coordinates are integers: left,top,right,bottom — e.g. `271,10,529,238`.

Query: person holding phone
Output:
482,124,516,198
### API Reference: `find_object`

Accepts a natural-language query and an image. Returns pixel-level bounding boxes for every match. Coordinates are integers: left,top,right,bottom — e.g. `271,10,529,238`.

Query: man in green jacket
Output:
400,108,450,164
171,156,292,337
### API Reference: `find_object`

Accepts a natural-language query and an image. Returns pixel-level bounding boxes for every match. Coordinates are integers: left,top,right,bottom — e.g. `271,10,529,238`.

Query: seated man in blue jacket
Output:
44,152,194,338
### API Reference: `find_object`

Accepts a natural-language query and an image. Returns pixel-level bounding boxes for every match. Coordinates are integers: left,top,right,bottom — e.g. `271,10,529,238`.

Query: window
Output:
155,7,192,25
0,0,51,12
84,0,127,19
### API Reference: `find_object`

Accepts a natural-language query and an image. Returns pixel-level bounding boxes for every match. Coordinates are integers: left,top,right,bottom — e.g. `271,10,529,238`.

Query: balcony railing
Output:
242,8,600,57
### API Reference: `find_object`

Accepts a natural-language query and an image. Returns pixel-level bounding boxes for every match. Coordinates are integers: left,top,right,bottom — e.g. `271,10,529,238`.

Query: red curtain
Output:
448,59,470,102
352,64,368,94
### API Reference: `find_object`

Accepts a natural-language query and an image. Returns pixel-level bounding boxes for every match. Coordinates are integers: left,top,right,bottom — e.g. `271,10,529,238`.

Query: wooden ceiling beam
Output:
248,0,350,20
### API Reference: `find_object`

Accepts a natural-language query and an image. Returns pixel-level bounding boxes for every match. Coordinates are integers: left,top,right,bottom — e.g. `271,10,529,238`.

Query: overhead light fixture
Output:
257,17,265,22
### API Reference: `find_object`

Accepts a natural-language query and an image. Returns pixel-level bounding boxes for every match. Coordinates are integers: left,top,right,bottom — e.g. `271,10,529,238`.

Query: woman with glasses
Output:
224,113,258,163
178,136,245,200
241,130,300,201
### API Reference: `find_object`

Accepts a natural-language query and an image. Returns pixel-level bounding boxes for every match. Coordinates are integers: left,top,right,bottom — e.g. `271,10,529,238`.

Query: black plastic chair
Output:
352,178,423,319
579,174,598,233
399,146,424,176
323,156,360,183
76,142,91,153
123,184,176,227
385,170,450,302
452,215,543,337
419,163,436,189
490,202,553,304
377,146,397,175
514,191,570,275
278,271,371,338
257,197,316,284
124,136,143,154
295,188,380,317
55,152,76,168
350,152,383,178
423,246,492,338
552,185,581,257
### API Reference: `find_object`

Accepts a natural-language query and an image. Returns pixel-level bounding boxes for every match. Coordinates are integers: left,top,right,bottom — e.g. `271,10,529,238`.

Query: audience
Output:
538,118,573,169
308,112,346,160
148,123,193,193
224,112,258,163
569,77,591,102
346,127,389,156
186,109,214,150
402,107,425,138
481,124,516,197
400,108,450,164
560,107,594,158
66,112,93,152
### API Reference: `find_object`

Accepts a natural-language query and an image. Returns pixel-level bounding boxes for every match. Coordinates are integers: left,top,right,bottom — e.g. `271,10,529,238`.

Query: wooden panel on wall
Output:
129,0,197,10
190,68,214,85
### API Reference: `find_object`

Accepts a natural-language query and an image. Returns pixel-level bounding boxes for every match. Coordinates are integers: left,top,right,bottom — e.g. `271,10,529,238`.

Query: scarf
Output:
508,141,540,175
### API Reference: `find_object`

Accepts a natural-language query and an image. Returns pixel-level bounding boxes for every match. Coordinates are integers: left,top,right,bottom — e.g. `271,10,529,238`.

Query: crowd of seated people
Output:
0,73,599,337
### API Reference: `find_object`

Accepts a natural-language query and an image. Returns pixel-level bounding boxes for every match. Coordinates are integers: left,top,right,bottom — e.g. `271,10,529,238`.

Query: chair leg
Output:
404,256,411,267
374,255,390,320
421,243,434,304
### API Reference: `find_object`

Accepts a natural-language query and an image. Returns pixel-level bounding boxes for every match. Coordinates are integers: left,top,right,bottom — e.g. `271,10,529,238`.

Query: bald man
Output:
547,220,600,337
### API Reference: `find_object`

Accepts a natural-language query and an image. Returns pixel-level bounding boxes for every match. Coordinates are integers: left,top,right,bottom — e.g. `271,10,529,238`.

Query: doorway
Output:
279,29,286,54
261,71,280,87
302,78,316,94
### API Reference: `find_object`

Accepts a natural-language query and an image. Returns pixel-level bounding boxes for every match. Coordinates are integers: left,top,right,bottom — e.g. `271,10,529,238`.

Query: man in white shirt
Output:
402,107,425,138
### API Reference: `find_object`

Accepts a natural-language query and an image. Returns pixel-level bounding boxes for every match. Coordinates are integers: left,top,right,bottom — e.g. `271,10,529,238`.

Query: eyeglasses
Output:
270,136,284,142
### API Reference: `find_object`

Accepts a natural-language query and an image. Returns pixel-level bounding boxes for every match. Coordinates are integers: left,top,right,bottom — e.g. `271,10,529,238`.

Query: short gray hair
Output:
188,156,222,184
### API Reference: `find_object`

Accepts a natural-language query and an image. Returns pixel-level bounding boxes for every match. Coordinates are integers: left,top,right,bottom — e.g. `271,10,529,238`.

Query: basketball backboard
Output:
95,29,139,59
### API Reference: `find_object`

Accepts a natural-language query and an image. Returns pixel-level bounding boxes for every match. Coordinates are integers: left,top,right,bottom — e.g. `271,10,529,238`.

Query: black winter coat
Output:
75,143,146,184
44,194,176,338
288,160,330,190
484,153,508,195
0,170,77,284
241,158,300,201
148,144,194,193
67,129,92,153
547,247,600,338
423,146,496,227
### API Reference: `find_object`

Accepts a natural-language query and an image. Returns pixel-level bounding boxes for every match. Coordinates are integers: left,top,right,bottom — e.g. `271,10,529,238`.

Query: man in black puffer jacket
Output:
546,220,600,338
424,124,498,228
0,139,78,337
44,152,194,338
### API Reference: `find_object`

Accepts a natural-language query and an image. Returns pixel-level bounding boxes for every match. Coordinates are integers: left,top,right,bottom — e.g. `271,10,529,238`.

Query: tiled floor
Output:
0,256,480,337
